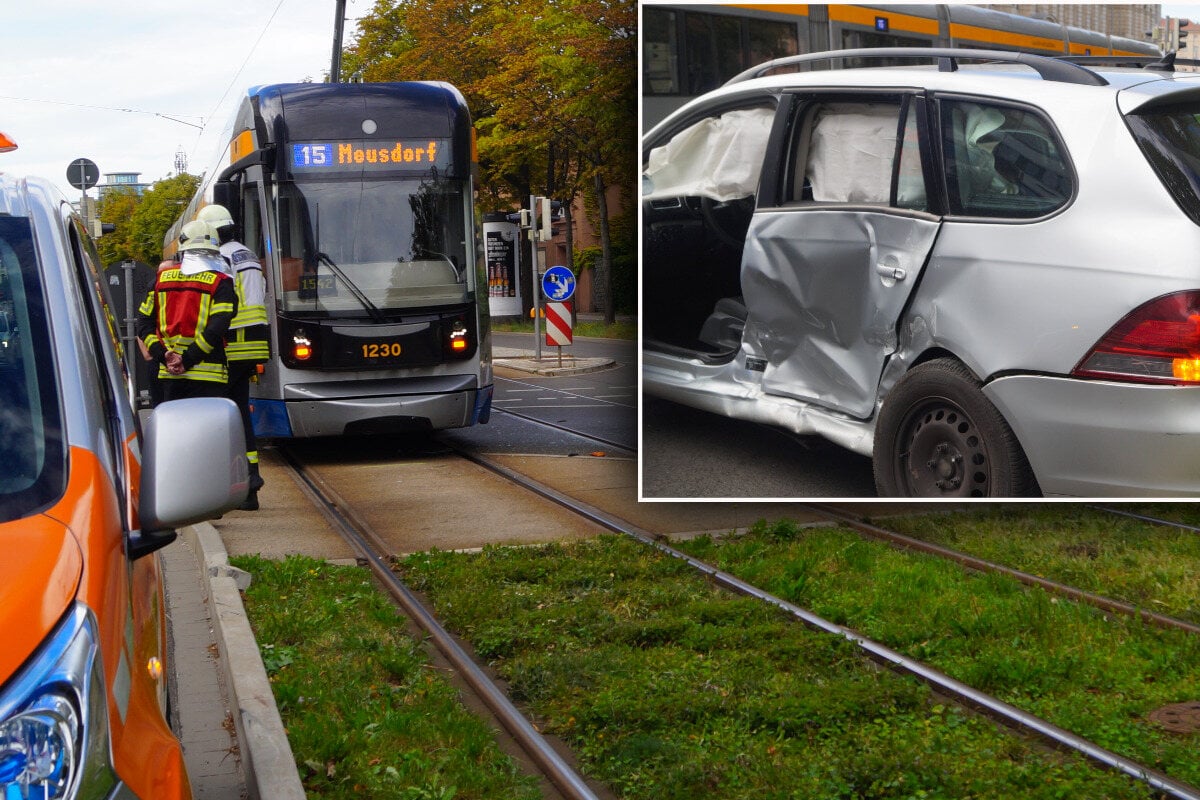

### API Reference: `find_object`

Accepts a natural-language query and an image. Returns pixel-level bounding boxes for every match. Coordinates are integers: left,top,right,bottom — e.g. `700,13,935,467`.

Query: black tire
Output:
873,359,1039,498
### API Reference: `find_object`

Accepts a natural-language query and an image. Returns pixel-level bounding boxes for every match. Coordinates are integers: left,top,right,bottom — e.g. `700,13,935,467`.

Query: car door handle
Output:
876,263,907,281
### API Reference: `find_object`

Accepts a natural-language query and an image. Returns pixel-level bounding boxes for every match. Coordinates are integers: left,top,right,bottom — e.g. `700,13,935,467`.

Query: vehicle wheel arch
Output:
873,354,1041,498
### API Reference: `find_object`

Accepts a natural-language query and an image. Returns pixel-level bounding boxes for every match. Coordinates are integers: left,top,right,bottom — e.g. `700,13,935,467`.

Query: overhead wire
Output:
189,0,289,165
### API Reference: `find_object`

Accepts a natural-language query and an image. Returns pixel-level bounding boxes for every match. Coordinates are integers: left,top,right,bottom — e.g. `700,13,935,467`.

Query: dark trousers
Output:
227,361,259,458
161,378,228,402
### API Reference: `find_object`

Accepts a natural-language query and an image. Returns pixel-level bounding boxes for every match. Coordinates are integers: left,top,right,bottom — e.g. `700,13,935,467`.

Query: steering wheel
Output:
701,195,754,251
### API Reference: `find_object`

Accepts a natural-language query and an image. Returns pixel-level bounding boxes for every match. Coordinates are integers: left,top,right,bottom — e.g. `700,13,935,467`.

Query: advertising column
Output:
482,212,522,318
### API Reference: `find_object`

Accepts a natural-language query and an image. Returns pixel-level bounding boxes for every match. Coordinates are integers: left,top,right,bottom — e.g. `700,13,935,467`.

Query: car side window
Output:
787,98,928,212
941,99,1072,219
642,104,775,204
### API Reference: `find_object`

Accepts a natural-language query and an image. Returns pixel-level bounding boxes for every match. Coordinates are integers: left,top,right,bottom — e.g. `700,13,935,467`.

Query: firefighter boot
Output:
240,459,264,511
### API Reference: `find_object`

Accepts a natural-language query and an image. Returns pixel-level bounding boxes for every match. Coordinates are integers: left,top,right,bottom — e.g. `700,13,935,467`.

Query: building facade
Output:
98,171,149,198
983,4,1160,43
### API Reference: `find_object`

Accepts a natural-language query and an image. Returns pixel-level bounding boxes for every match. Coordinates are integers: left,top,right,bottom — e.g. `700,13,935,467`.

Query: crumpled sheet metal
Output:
740,209,940,419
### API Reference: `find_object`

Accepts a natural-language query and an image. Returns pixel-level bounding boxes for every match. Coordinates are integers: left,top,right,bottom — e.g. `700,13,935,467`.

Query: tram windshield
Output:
275,175,472,316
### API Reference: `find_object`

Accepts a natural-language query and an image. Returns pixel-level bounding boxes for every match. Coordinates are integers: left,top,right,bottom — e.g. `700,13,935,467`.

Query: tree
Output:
95,174,200,266
95,187,139,266
127,174,200,266
344,0,636,320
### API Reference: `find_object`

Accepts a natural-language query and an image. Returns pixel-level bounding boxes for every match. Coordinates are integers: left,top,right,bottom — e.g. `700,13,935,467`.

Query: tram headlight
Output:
292,329,314,362
448,321,469,355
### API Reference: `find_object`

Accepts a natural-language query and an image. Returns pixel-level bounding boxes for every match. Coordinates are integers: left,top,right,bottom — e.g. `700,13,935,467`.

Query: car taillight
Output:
1073,291,1200,385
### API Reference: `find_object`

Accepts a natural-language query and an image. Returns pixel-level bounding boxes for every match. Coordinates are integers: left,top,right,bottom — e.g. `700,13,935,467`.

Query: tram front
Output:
220,81,492,438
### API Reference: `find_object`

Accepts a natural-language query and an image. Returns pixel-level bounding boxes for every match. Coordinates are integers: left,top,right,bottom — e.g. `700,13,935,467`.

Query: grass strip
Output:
231,554,541,800
396,535,1162,799
673,521,1200,791
878,504,1200,623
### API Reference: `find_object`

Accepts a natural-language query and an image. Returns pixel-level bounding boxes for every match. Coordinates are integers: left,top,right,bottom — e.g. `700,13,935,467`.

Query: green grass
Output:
673,520,1200,790
877,504,1200,623
233,509,1200,799
395,536,1165,799
231,554,541,800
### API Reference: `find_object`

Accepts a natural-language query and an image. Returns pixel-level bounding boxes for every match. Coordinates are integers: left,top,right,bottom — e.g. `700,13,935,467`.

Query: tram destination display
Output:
291,139,452,172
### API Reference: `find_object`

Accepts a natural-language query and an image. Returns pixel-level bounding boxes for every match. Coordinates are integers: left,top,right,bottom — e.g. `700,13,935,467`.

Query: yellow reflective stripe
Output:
247,450,259,465
226,341,270,360
231,304,268,326
159,362,228,382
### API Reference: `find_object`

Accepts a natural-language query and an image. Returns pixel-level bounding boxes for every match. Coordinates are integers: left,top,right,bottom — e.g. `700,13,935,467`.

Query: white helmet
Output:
178,220,220,252
197,203,234,230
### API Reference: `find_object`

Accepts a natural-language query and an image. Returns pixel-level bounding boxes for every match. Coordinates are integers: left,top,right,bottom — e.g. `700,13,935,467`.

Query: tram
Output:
644,4,1162,128
168,81,492,439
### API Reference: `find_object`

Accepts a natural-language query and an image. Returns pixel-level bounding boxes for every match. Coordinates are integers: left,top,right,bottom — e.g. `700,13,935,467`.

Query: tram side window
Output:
686,13,742,95
839,32,934,68
645,8,680,95
242,186,264,260
647,9,801,96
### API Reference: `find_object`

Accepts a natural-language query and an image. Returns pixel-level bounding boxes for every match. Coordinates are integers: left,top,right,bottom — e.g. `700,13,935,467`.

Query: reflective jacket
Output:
137,260,236,384
220,240,270,363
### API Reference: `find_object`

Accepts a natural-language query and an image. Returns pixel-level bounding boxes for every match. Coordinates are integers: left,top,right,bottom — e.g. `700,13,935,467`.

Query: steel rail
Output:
802,503,1200,637
490,406,634,454
277,448,600,800
454,448,1200,800
1089,505,1200,534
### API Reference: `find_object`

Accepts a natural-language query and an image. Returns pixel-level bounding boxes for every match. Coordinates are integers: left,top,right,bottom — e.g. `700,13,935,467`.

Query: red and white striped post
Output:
545,300,573,365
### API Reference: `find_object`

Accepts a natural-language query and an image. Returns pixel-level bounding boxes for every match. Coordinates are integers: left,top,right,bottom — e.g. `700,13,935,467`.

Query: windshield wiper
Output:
317,252,387,324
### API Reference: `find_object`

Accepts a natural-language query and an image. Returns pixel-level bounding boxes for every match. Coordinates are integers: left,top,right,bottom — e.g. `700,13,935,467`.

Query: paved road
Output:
641,395,878,499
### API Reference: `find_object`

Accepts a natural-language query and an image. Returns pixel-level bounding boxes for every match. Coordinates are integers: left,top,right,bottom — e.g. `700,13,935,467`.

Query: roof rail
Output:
724,48,1108,88
1056,52,1175,72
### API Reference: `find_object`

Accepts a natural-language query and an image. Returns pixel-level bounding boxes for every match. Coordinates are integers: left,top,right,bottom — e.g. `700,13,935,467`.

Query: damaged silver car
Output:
642,48,1200,498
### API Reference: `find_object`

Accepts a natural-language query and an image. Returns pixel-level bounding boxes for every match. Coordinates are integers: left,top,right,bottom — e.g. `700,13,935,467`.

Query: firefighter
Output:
198,203,270,510
137,220,236,401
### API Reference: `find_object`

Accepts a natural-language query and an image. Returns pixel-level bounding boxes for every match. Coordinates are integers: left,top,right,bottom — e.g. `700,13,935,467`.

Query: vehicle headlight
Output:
0,606,115,800
0,693,78,795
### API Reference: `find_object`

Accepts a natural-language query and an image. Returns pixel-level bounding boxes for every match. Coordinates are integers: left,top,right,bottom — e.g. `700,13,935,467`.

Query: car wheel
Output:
873,359,1039,498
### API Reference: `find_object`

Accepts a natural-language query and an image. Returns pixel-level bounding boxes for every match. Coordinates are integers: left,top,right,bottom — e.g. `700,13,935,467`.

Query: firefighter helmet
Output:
197,204,235,230
178,220,220,252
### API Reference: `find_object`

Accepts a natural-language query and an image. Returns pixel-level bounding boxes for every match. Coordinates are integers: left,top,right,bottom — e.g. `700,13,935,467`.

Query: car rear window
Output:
1126,103,1200,227
0,217,65,521
941,99,1072,219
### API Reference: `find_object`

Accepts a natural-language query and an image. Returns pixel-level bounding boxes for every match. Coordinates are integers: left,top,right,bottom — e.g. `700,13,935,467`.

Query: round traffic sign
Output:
541,265,576,301
67,158,99,190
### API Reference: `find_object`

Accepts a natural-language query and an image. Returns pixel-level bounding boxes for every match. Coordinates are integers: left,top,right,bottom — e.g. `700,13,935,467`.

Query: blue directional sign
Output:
541,265,576,301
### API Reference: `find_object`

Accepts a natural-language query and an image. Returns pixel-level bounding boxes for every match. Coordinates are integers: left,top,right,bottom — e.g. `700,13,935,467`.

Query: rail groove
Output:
454,444,1200,800
277,447,600,800
803,503,1200,637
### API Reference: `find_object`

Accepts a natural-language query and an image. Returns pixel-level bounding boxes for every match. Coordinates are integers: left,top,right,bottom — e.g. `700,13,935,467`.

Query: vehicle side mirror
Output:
131,397,249,559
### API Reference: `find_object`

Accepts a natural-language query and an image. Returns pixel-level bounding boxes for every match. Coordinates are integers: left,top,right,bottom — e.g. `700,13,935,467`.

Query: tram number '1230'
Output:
362,341,404,359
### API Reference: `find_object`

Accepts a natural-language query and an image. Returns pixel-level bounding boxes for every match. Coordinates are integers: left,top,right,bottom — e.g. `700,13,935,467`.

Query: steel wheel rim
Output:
897,398,990,497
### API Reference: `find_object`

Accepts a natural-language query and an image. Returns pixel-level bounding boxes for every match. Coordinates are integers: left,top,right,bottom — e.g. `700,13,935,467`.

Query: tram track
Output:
801,503,1200,637
274,424,1200,800
277,445,603,800
1090,504,1200,534
464,451,1200,800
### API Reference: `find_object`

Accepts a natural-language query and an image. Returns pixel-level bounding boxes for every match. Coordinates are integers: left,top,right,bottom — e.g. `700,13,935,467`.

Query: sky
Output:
0,0,370,201
1163,2,1200,22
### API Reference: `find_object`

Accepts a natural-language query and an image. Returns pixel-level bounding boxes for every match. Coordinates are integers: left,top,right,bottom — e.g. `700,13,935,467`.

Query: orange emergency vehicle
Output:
0,169,245,799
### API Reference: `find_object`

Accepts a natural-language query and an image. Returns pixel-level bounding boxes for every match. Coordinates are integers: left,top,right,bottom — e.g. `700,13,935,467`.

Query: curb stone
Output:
180,523,306,800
